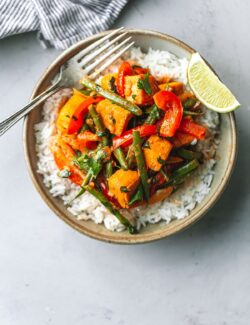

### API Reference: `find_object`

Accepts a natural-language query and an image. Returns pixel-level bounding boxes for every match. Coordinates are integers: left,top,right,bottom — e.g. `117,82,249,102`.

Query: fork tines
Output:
74,27,134,79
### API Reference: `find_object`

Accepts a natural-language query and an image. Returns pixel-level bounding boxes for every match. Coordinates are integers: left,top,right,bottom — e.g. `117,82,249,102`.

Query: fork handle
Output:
0,84,61,136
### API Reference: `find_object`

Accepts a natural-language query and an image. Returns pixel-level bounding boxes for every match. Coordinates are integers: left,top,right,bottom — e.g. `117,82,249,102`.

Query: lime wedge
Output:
187,53,240,113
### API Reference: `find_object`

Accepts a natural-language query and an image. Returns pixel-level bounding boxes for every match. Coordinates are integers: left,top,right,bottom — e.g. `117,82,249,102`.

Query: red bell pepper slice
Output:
178,117,206,140
68,97,103,134
153,90,183,137
77,130,101,149
99,181,120,207
150,172,165,196
116,61,133,97
112,124,157,149
133,66,150,75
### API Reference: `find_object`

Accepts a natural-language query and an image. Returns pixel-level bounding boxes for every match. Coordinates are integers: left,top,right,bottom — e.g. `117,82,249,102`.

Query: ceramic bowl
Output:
23,29,237,244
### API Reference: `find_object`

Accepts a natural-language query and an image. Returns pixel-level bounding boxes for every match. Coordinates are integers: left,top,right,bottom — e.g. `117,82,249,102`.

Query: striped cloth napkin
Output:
0,0,127,49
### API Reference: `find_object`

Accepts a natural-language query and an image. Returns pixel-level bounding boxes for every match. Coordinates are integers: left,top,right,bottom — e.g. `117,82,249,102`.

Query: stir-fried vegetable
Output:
153,90,183,137
81,77,142,116
179,117,206,140
112,124,157,149
85,185,137,234
117,61,133,97
51,59,209,234
133,130,150,201
114,147,128,170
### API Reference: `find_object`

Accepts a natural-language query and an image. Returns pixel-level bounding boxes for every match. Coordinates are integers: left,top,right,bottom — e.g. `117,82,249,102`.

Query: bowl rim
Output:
23,28,237,244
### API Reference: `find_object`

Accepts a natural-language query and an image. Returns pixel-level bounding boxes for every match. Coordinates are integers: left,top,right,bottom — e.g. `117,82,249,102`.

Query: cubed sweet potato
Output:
124,74,159,105
96,99,132,136
143,135,173,171
108,169,140,208
101,73,117,92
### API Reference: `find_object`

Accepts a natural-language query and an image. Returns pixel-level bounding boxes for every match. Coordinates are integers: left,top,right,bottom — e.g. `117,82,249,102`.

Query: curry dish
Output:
50,61,207,233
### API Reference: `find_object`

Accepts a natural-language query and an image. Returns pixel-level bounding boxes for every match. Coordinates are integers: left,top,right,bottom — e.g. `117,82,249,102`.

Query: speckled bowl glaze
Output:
23,29,237,244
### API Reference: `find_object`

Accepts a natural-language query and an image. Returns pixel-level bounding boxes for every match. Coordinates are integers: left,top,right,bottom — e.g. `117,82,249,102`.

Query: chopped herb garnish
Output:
96,130,107,137
157,156,166,165
183,98,197,110
110,115,116,125
109,76,117,92
120,186,130,193
79,89,91,96
143,141,151,149
57,169,71,178
128,184,144,205
137,74,152,95
132,64,142,69
132,94,137,100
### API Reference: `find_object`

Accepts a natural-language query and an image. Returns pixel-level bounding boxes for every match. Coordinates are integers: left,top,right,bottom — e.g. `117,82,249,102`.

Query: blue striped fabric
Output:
0,0,128,49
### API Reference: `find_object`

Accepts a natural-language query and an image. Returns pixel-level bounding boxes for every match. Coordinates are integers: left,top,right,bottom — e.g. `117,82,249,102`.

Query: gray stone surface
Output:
0,0,250,324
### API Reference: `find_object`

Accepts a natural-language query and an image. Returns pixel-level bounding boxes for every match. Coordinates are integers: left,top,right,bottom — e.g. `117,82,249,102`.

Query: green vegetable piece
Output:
72,149,109,200
114,147,128,170
85,186,137,234
157,156,166,165
137,73,152,95
177,148,203,161
157,159,199,190
57,168,71,178
89,105,108,146
129,184,144,205
105,161,113,179
81,77,142,116
144,104,161,125
172,159,199,178
109,76,117,93
120,186,130,193
133,130,150,201
143,141,150,149
183,98,197,110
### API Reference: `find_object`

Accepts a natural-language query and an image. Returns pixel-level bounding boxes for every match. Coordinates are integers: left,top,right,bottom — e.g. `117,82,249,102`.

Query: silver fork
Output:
0,27,134,136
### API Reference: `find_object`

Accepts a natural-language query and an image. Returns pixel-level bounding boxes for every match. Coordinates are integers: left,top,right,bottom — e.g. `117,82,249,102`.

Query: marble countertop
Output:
0,0,250,324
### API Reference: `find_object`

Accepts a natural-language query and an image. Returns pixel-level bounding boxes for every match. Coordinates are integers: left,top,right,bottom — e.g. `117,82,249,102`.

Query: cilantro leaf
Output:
137,74,152,95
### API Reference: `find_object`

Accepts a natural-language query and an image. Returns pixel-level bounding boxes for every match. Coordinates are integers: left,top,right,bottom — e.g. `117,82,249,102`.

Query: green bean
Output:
114,147,128,170
81,77,142,116
144,104,161,125
126,146,135,169
183,98,197,110
79,88,92,96
88,105,108,146
157,159,199,189
71,172,92,200
133,130,150,201
177,148,203,161
183,110,203,116
129,184,144,205
84,186,137,234
79,123,89,133
105,161,113,178
172,159,199,178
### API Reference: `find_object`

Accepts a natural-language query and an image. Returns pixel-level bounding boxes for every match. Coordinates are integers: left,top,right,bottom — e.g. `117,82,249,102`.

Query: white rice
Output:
34,47,220,232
